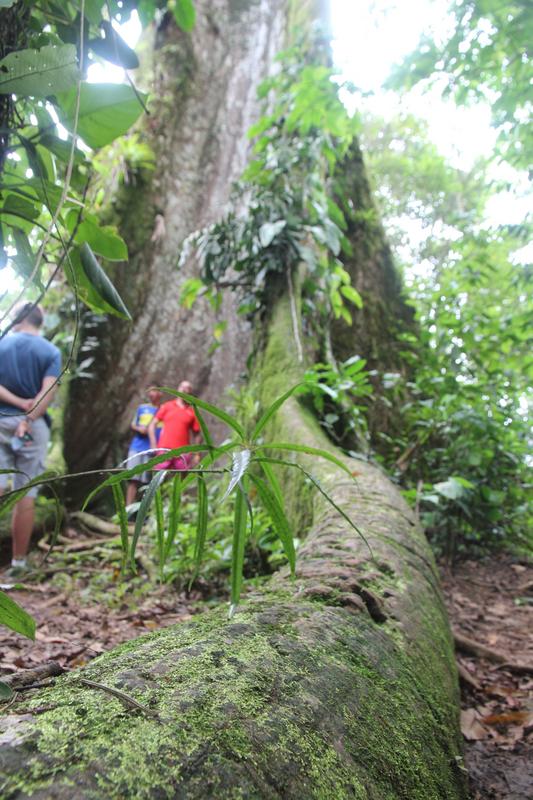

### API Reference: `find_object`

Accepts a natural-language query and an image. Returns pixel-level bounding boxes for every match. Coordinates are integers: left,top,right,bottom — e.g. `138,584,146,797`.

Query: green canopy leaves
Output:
0,45,79,97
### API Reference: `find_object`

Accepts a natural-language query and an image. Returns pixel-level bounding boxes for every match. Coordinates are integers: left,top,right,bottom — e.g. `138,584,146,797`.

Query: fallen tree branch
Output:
456,661,481,691
2,662,65,689
69,511,134,536
453,631,506,662
454,631,533,674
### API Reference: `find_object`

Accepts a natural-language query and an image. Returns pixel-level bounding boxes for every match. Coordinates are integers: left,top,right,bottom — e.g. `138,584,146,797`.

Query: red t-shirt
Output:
155,401,200,451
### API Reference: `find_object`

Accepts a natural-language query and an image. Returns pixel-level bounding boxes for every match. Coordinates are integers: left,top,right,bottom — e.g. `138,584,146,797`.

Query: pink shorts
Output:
153,453,194,472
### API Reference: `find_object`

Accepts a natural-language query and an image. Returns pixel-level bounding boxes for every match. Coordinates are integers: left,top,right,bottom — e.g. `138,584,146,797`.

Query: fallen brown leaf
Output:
461,708,489,741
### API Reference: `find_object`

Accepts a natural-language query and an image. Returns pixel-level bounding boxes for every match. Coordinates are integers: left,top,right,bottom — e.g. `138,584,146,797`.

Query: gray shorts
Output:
0,416,50,498
125,448,153,485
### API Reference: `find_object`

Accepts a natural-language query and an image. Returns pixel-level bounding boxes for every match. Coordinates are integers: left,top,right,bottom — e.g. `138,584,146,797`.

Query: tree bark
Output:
0,291,466,798
63,0,288,495
30,3,470,797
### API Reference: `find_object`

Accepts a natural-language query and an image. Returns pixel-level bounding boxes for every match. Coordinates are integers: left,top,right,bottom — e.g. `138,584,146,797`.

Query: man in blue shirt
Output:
0,303,61,575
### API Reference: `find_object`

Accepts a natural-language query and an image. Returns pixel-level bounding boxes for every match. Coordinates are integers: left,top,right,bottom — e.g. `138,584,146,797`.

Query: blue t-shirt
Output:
129,403,161,453
0,332,61,418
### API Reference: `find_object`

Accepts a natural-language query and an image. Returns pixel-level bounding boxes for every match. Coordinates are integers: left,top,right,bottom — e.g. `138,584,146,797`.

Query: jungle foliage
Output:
0,0,530,647
386,0,532,169
181,42,363,327
0,0,196,331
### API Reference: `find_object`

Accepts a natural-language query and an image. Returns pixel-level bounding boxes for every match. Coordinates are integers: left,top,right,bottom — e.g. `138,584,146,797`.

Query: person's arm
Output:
0,384,33,412
130,408,147,435
147,417,159,450
26,375,57,421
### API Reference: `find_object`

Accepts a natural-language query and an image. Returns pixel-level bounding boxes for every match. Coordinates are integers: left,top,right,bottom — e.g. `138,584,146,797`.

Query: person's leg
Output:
12,417,49,567
11,496,35,560
126,481,139,506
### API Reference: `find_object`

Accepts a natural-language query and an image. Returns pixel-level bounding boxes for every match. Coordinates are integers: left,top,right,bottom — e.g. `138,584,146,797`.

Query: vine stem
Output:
287,267,303,363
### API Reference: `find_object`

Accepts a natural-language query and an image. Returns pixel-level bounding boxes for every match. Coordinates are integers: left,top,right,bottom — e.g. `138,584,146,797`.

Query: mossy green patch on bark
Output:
1,595,464,800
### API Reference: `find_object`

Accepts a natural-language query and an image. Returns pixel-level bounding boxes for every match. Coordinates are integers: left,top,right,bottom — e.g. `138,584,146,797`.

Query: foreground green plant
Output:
87,385,367,613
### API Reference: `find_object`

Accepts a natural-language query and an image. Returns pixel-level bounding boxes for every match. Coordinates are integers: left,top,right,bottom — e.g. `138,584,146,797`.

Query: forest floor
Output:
442,554,533,800
0,529,531,799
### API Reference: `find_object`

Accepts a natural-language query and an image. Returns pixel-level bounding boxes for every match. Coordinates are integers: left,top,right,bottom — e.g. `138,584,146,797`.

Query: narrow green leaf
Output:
165,475,182,563
256,456,373,559
82,443,220,509
111,483,129,572
194,407,213,449
230,483,248,610
166,475,181,564
256,442,353,476
249,474,295,575
79,243,132,320
193,475,208,573
259,460,283,508
173,0,196,32
251,383,302,442
161,387,245,439
130,471,167,569
0,590,35,640
154,486,165,573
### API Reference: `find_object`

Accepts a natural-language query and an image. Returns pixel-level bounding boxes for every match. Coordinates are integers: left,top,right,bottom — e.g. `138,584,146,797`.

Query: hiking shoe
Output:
2,565,30,580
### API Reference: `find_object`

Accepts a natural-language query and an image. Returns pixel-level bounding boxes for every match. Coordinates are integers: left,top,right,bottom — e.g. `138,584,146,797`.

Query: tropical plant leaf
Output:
340,284,363,309
256,456,373,559
82,444,218,508
111,483,129,572
251,383,302,442
172,0,196,32
89,22,140,69
258,219,286,248
154,486,165,571
160,388,245,439
56,83,147,149
130,470,167,569
256,441,353,476
222,449,251,502
162,475,185,564
0,680,14,701
79,243,131,320
0,590,35,639
194,407,213,449
259,460,283,507
192,475,208,576
66,211,128,261
249,474,295,575
164,475,182,563
229,482,248,614
0,45,79,97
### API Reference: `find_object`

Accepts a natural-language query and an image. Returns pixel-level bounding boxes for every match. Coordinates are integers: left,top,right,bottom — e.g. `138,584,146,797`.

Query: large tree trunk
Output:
35,2,468,796
0,301,466,797
64,0,288,494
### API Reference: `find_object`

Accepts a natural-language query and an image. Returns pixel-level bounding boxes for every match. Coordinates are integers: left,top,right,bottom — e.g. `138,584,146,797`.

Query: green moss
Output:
1,592,465,799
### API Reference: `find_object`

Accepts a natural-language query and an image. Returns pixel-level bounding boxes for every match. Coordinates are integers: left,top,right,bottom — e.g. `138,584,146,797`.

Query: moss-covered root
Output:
1,595,465,800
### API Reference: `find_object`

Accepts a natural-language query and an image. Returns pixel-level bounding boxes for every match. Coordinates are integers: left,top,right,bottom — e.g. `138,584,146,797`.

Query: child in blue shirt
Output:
125,386,162,506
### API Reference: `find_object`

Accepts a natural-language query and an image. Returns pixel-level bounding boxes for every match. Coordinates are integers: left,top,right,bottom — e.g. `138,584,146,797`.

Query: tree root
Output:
454,631,533,674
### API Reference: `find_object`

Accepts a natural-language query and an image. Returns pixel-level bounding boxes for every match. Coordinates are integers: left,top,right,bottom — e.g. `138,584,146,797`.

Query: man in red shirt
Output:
148,380,201,472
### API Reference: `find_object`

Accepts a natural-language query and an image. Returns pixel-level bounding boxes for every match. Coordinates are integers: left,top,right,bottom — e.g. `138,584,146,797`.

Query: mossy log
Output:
0,298,466,799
